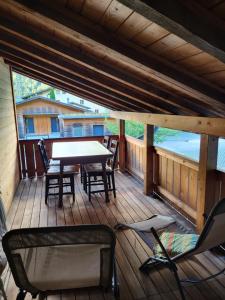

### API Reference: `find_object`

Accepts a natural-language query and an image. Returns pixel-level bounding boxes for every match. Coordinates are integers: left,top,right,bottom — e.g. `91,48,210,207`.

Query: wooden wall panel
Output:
0,58,20,212
125,137,200,223
156,148,199,222
125,135,144,180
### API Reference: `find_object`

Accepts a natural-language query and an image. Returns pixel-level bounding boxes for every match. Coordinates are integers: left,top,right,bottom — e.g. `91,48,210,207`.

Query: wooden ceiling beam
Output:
0,29,205,116
10,65,123,111
110,111,225,137
2,0,225,112
118,0,225,64
0,26,220,117
5,57,156,113
1,50,175,114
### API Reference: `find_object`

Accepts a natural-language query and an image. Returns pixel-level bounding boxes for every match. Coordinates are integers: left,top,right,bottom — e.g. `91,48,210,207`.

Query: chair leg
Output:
0,278,7,300
102,163,109,203
83,171,87,192
88,175,91,202
80,164,83,183
111,172,116,198
45,177,49,205
71,175,75,203
107,174,111,189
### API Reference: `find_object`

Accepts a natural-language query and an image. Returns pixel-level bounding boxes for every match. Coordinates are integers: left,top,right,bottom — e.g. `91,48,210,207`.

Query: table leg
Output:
59,162,63,207
102,162,109,202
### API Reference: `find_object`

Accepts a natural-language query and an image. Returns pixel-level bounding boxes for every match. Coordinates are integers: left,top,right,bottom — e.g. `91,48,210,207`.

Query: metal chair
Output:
83,140,119,201
38,140,75,205
139,197,225,300
2,225,119,300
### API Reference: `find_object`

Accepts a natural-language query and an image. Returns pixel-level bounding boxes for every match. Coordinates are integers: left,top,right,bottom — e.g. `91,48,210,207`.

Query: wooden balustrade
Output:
19,134,225,225
125,135,145,180
125,135,225,224
19,135,118,179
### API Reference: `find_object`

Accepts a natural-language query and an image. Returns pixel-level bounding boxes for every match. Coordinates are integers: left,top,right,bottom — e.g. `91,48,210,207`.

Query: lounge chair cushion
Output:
154,232,199,257
21,243,108,291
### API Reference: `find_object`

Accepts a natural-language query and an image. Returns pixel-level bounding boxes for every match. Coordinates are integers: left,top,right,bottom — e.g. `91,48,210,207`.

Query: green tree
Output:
48,89,56,100
105,119,179,142
13,72,50,99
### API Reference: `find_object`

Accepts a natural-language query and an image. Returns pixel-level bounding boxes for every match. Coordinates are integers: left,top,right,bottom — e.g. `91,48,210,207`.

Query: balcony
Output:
0,135,220,299
4,160,225,299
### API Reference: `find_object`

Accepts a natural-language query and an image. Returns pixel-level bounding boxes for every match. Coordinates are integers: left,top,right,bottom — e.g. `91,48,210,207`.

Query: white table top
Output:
52,141,112,160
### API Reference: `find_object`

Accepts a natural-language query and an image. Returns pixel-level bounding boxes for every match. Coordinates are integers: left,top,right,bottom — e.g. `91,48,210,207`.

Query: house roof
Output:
16,96,91,112
58,114,111,120
21,87,52,99
1,0,225,116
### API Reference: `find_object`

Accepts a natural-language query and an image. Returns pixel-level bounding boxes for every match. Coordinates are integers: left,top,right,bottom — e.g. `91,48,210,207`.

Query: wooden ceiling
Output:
1,0,225,116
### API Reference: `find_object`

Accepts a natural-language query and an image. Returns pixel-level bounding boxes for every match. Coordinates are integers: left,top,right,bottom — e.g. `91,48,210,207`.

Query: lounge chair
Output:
2,224,119,300
139,197,225,300
114,198,225,299
140,198,225,271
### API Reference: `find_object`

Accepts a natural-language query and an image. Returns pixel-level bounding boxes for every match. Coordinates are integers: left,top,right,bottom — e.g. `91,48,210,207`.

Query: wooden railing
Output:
155,147,199,221
19,135,118,179
125,135,144,180
125,135,225,224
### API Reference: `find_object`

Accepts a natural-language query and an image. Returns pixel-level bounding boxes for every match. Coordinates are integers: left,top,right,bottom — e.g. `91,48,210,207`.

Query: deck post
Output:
197,134,218,232
119,119,126,172
144,124,154,195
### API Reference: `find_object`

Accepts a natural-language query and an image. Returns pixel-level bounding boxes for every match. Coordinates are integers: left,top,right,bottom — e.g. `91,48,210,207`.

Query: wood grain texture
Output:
5,173,225,299
0,58,20,212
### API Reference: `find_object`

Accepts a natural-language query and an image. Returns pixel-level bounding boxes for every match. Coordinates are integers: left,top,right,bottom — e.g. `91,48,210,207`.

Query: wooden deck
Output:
3,171,225,300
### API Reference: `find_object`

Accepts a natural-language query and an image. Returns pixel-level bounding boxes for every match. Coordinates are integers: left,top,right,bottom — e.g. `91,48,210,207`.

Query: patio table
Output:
52,140,113,207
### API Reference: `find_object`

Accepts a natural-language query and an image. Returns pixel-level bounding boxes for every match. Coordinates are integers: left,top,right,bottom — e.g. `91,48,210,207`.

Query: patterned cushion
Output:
154,232,199,257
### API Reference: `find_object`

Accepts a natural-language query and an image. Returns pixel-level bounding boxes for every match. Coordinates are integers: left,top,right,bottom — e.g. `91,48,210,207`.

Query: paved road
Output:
155,132,225,171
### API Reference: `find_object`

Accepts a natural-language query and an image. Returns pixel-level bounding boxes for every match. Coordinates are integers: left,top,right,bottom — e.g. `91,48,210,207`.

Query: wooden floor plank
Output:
3,172,225,299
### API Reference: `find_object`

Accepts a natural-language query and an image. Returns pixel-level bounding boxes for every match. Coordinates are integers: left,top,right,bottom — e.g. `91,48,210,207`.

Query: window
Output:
95,109,99,113
80,99,84,105
62,91,66,94
93,124,104,136
25,117,35,134
51,117,59,133
73,124,83,137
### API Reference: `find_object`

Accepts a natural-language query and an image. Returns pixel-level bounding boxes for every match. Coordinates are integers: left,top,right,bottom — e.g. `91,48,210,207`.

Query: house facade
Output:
25,87,109,113
16,96,113,139
59,114,114,137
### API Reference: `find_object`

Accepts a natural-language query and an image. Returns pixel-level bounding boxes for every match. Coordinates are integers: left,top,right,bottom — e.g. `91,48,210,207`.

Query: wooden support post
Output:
144,124,154,195
119,119,126,172
197,134,218,232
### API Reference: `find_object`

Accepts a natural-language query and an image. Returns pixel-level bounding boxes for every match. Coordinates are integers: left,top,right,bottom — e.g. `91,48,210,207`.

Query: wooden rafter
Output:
5,59,154,113
12,67,121,111
0,26,206,116
0,0,225,116
118,0,225,64
2,53,174,114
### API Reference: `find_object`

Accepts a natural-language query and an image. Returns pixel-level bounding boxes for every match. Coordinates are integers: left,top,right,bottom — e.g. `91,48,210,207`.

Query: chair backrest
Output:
2,224,116,295
109,139,119,170
102,136,110,149
37,139,49,173
193,197,225,255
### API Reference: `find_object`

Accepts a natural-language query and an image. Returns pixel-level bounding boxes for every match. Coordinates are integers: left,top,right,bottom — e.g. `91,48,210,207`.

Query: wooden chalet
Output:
1,0,225,299
16,96,89,138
